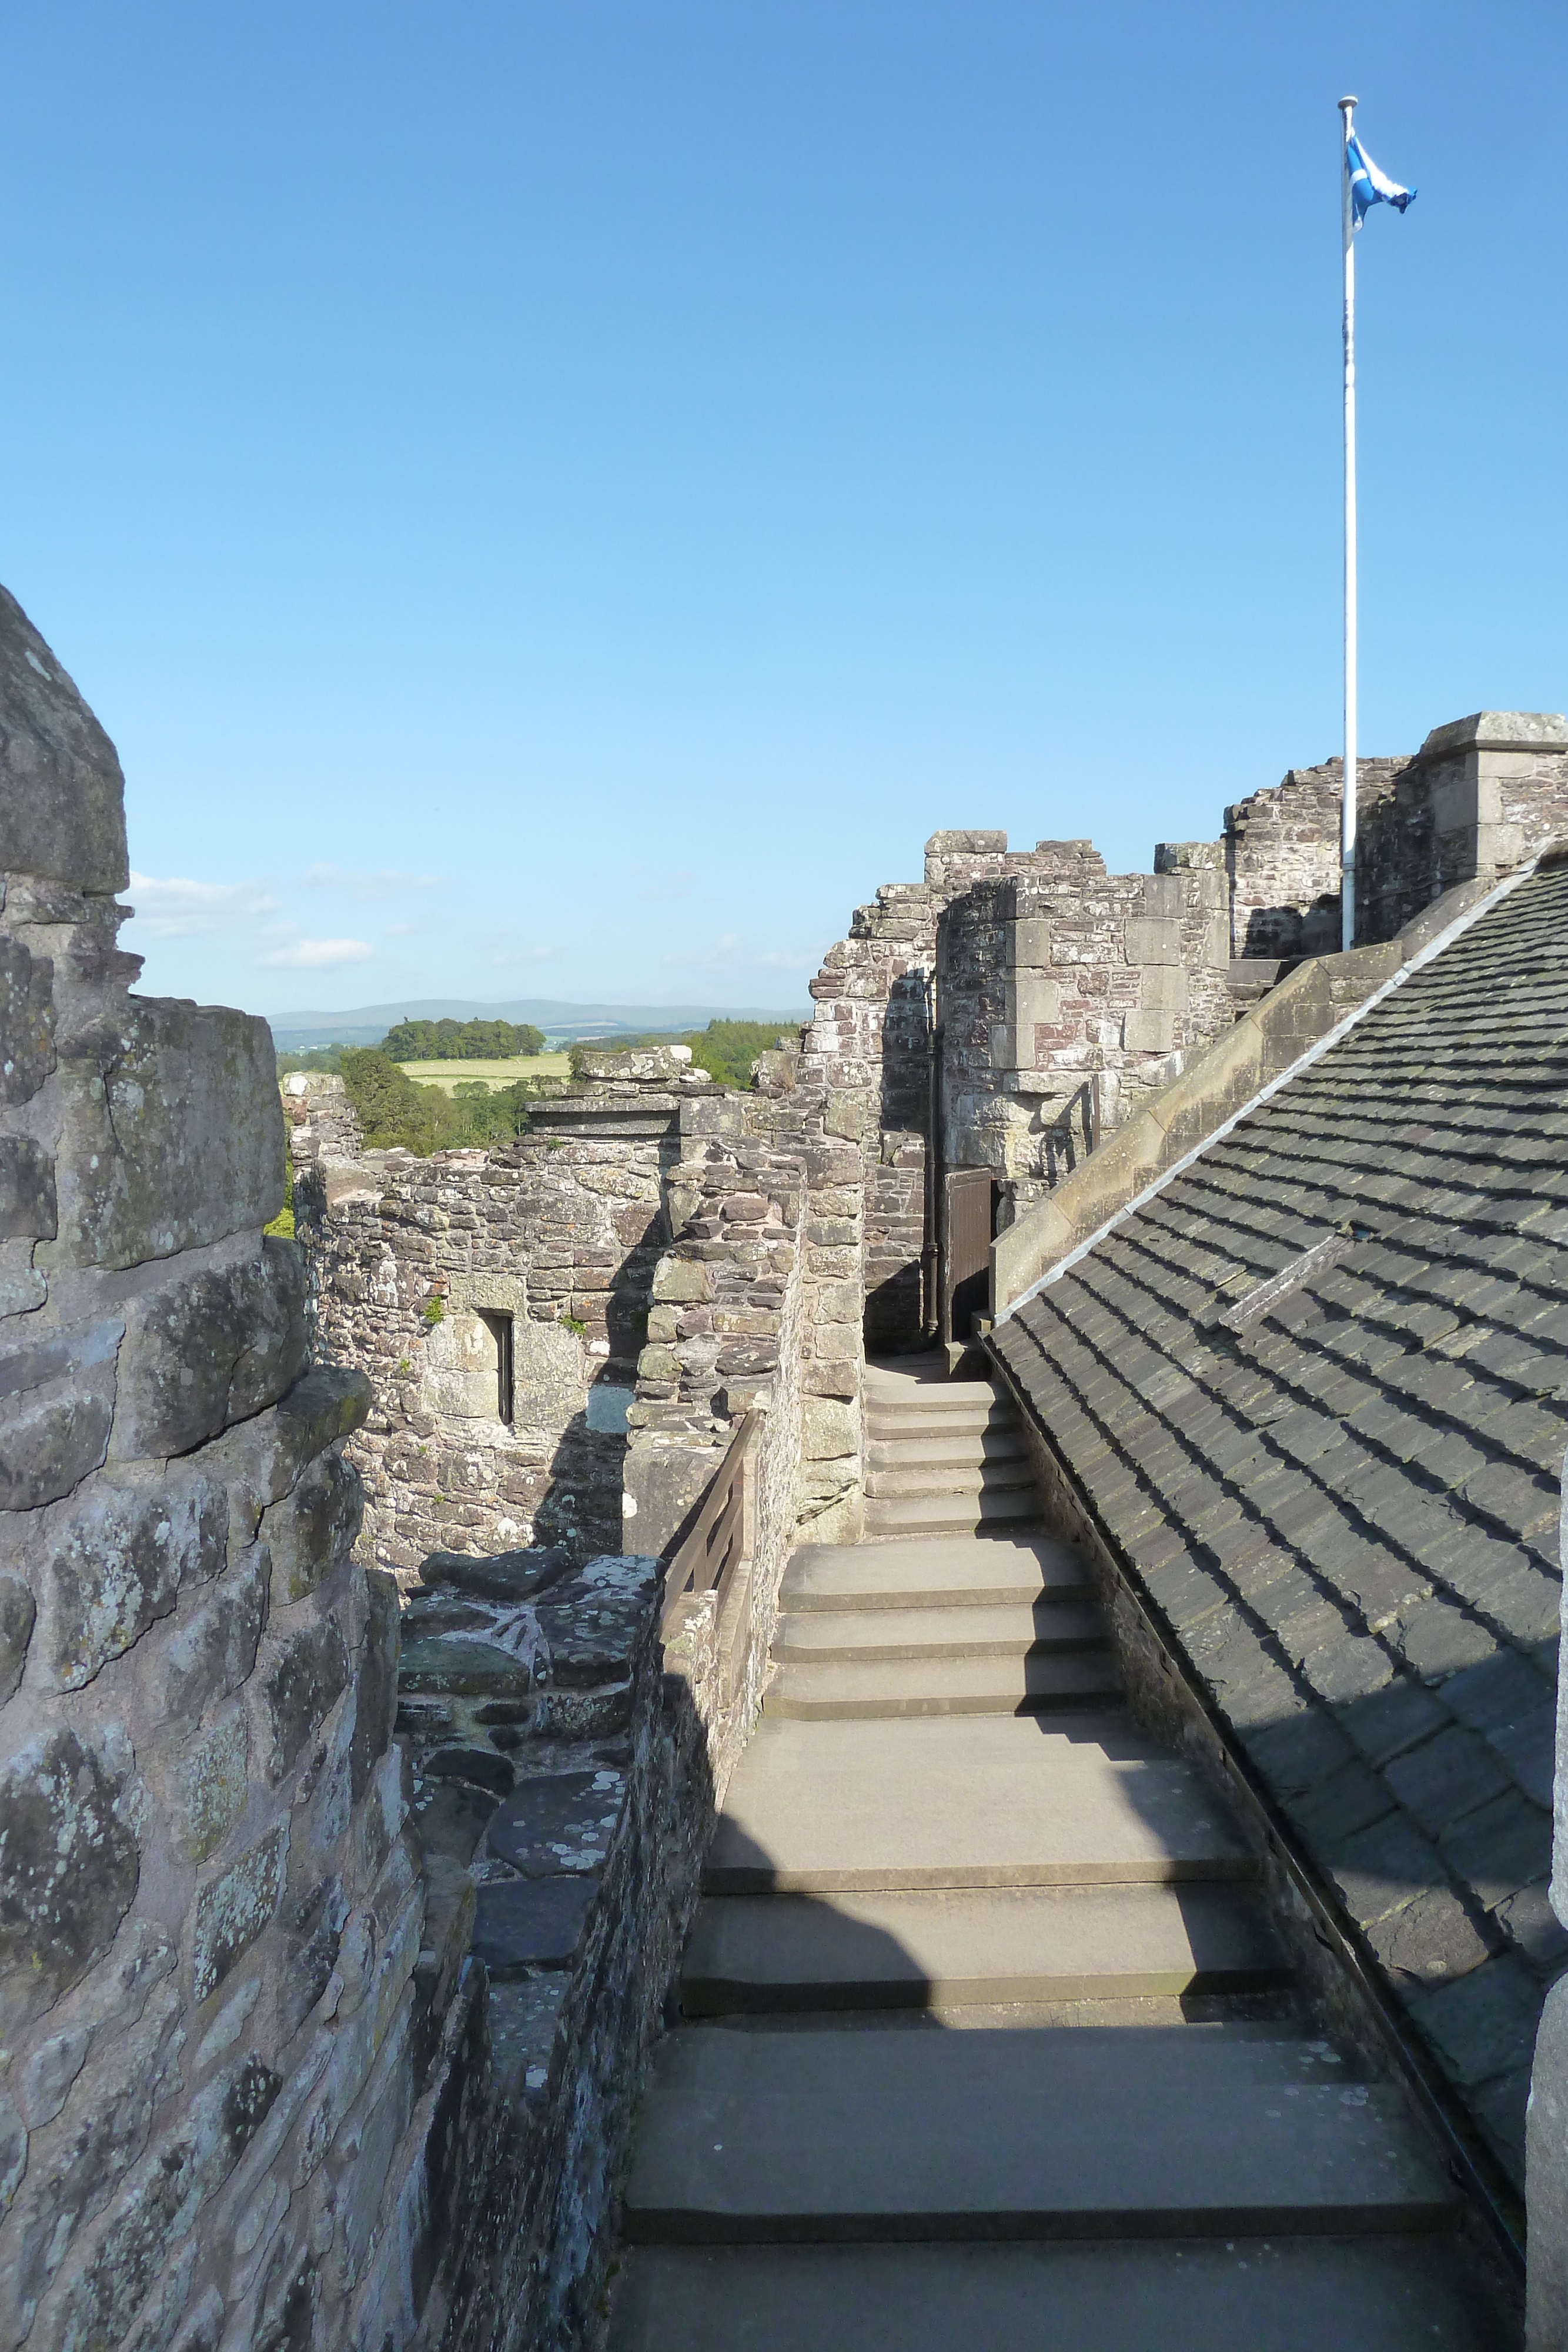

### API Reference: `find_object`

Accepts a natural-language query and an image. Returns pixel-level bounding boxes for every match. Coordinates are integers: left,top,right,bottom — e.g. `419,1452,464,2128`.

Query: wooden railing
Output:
658,1411,758,1638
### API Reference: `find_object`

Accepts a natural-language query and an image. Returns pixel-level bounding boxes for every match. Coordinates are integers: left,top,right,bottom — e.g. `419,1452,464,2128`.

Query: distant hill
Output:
267,995,810,1051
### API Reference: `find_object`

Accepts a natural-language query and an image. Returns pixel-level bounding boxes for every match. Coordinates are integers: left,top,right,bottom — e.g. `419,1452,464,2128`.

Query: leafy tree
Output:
275,1045,346,1075
381,1017,546,1061
337,1050,534,1155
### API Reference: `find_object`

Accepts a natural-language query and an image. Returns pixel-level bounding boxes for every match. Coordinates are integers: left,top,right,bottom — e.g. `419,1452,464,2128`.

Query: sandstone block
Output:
262,1449,363,1606
193,1820,289,2002
258,1616,351,1784
112,1238,307,1461
44,997,283,1271
1122,917,1182,965
1139,963,1189,1013
0,1726,139,2025
803,1359,859,1400
0,933,56,1105
33,1469,226,1690
0,1134,56,1239
157,1553,268,1732
173,1708,250,1864
1011,915,1052,969
636,1343,680,1384
645,1303,678,1342
1123,1006,1178,1053
0,1572,35,1700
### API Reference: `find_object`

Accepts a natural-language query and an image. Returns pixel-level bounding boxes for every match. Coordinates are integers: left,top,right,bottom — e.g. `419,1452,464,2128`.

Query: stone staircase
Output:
606,1358,1514,2349
862,1355,1038,1535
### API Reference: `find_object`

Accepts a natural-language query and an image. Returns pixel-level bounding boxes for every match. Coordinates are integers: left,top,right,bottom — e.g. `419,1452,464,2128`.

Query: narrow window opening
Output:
477,1309,514,1424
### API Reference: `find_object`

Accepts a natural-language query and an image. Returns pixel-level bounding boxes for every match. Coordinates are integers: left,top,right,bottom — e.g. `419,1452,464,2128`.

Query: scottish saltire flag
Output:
1346,132,1415,226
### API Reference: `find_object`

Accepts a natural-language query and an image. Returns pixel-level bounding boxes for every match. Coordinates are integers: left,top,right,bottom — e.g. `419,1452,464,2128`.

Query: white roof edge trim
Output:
995,860,1539,1327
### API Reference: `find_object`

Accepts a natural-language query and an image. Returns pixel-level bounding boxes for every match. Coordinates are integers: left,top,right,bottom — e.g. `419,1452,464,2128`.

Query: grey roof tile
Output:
1002,861,1568,2196
1437,1791,1553,1912
1495,1882,1568,1974
1404,1952,1545,2091
1382,1726,1513,1840
1363,1884,1495,1993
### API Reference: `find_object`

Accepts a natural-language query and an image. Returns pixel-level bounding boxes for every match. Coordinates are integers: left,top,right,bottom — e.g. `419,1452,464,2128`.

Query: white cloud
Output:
302,864,445,897
264,938,376,970
126,870,279,941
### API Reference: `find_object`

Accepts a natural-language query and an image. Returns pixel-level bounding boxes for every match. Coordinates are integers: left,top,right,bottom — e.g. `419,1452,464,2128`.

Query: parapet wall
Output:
0,587,422,2352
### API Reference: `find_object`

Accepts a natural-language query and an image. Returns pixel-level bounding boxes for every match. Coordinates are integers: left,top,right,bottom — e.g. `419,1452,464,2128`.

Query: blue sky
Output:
2,2,1563,1020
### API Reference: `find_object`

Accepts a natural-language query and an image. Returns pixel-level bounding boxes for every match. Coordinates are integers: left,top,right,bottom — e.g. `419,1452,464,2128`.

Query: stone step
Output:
864,1428,1027,1471
864,1455,1036,1500
865,1399,1018,1437
765,1648,1122,1720
864,1361,997,1405
607,2239,1510,2351
621,2025,1453,2243
681,1882,1292,2014
863,1488,1039,1535
772,1599,1107,1661
705,1715,1255,1893
781,1534,1094,1613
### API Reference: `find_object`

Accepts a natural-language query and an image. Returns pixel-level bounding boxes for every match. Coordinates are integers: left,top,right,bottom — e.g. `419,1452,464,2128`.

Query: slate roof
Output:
993,853,1568,2195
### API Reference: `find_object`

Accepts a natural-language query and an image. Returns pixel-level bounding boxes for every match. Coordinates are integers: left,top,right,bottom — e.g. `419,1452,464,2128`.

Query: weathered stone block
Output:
8,1977,185,2333
0,1134,56,1239
621,1439,717,1556
258,1616,351,1783
33,1469,226,1690
636,1343,680,1384
801,1396,860,1459
0,1314,119,1511
0,1726,139,2025
34,2053,280,2352
651,1255,711,1304
44,997,283,1272
192,1820,289,2002
173,1708,250,1864
262,1448,362,1606
0,585,130,891
0,1572,35,1700
112,1238,307,1461
0,933,56,1105
158,1552,268,1731
352,1569,401,1806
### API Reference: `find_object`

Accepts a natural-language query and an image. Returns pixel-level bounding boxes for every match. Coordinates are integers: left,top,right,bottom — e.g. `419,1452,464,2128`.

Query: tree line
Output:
380,1017,546,1060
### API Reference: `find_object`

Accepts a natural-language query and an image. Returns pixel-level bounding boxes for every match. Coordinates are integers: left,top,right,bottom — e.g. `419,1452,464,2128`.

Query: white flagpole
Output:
1339,93,1358,951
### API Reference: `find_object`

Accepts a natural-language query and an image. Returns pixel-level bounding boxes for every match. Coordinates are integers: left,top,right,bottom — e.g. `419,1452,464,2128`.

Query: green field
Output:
396,1054,571,1094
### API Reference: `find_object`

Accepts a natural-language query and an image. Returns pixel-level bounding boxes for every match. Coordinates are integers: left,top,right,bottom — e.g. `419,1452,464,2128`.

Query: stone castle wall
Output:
0,587,424,2352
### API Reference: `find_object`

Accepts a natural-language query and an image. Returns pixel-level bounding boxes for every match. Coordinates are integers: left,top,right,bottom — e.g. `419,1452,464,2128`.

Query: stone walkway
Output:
606,1359,1516,2348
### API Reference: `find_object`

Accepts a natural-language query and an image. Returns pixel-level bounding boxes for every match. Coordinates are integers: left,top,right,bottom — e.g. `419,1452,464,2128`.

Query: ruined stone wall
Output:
0,586,429,2352
935,843,1232,1185
1222,716,1568,960
295,1063,708,1587
1223,757,1409,959
280,1070,363,1167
